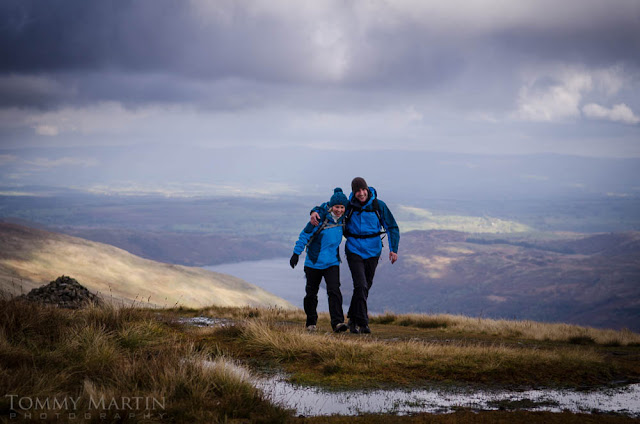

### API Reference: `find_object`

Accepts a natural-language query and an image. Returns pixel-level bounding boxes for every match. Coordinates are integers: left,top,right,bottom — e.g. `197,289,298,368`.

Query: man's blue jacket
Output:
312,187,399,260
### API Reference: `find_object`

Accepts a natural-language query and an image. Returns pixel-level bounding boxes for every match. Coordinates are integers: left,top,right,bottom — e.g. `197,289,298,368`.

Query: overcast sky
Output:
1,0,639,159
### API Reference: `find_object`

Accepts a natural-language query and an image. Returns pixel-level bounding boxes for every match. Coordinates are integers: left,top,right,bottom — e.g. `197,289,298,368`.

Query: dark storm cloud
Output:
1,1,131,72
0,0,333,111
0,0,308,80
3,1,637,84
0,0,639,153
0,1,495,112
1,1,199,73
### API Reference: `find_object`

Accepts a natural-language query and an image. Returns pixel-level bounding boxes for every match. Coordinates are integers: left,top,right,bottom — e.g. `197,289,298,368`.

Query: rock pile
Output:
20,275,102,309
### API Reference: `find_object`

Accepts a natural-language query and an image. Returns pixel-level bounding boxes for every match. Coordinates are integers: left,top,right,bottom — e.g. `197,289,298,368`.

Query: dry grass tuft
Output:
370,312,640,346
190,304,307,322
0,299,290,422
232,320,618,388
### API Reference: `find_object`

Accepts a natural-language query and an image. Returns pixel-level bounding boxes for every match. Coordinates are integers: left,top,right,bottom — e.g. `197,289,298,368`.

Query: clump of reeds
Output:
369,312,640,346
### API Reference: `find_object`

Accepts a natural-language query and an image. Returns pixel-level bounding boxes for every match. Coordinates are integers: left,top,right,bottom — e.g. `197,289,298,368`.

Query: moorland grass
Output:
172,305,639,389
369,312,640,346
2,300,638,422
183,304,307,322
0,299,290,423
176,305,640,347
218,320,624,389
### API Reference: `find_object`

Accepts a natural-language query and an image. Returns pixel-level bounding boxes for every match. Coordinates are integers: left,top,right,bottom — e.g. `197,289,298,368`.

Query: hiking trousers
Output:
346,251,380,326
303,266,345,329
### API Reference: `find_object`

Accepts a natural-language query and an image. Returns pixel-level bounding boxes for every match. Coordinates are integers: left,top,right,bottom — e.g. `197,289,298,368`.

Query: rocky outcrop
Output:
20,275,102,309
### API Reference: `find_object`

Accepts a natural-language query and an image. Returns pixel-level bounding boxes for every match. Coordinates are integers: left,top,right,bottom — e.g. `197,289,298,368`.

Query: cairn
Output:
20,275,102,309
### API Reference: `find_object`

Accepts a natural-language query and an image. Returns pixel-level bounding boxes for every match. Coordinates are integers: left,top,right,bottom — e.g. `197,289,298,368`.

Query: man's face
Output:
331,204,345,217
354,188,368,203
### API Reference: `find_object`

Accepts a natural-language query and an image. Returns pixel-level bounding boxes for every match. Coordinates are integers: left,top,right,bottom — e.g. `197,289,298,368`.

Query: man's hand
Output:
389,251,398,264
310,211,320,226
290,253,299,269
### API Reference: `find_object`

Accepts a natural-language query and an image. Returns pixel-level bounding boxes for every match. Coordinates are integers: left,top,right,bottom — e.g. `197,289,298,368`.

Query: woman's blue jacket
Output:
293,213,344,269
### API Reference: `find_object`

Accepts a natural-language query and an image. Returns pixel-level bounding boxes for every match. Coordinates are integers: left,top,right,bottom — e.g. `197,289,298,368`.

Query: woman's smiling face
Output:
331,204,345,217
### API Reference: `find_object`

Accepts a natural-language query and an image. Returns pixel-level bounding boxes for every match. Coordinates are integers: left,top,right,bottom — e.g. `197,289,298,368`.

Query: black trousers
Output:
303,266,345,329
346,251,380,326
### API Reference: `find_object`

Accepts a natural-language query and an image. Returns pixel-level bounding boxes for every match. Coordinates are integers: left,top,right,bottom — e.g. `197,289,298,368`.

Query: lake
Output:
205,257,332,311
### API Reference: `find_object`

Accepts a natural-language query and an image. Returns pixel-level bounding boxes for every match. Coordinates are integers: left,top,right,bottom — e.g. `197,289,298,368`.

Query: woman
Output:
290,188,349,333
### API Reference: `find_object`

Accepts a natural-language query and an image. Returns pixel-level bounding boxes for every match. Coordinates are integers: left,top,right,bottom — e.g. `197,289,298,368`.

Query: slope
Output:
0,221,295,309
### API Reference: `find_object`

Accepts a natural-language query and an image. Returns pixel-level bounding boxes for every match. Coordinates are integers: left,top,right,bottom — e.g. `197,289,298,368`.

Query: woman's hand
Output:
290,253,299,269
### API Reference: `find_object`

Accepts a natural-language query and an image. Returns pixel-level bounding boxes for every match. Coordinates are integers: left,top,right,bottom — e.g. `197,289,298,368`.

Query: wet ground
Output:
255,374,640,417
185,316,640,418
175,316,236,327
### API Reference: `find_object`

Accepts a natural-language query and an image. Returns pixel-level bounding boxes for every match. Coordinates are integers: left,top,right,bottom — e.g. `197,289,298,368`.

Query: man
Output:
310,177,399,334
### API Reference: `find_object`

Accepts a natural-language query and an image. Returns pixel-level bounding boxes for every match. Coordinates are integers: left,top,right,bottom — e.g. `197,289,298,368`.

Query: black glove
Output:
289,253,299,269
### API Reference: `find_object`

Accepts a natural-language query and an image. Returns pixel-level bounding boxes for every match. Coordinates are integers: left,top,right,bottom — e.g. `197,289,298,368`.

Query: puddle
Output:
176,316,236,327
254,375,640,417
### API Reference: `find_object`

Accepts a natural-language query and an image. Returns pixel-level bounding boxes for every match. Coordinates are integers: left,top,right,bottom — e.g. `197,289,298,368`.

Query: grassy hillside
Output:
0,222,294,309
1,301,638,422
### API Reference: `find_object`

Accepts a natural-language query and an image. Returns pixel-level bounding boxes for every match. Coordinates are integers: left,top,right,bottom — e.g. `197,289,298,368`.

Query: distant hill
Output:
0,222,295,309
368,230,640,331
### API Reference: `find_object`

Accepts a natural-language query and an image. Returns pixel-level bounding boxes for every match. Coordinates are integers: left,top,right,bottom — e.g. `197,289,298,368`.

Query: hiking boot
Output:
306,325,317,332
348,320,359,334
334,323,348,333
359,325,371,334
